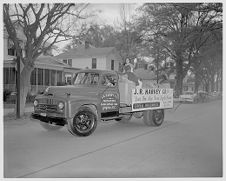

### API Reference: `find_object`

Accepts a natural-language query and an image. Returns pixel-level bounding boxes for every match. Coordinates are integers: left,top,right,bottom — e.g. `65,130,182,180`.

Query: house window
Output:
68,59,72,66
8,48,15,56
111,60,114,70
63,59,72,66
30,69,37,85
57,71,63,85
44,69,50,86
38,68,43,85
4,68,9,84
3,68,15,84
51,70,56,85
65,74,72,85
92,58,97,69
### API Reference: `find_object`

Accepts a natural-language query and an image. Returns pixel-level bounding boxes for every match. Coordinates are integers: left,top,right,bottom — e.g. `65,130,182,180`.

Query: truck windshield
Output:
74,72,99,85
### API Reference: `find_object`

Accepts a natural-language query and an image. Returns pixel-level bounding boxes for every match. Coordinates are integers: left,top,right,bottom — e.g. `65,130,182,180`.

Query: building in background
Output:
3,24,79,95
55,42,121,72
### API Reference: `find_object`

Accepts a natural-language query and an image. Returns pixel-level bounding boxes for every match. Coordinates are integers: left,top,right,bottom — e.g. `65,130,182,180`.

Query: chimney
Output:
85,41,89,49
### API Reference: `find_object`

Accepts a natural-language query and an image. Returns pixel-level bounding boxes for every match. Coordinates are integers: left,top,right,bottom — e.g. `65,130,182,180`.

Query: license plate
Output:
40,113,46,117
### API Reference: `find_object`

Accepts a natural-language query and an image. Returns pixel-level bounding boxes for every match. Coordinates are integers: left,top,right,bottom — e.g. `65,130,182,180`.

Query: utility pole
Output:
16,56,20,118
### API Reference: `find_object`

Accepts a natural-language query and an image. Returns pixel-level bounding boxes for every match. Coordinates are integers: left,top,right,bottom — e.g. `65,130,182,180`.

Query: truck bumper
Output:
31,113,67,126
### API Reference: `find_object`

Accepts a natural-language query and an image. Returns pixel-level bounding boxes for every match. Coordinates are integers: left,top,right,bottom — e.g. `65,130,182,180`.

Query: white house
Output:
55,42,122,72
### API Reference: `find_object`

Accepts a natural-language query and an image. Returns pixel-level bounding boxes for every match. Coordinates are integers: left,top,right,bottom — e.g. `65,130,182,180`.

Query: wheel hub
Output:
154,110,163,123
74,113,94,132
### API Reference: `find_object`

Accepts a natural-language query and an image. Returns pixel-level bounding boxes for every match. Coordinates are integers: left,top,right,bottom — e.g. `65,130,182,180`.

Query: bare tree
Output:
3,3,88,116
136,3,222,95
116,4,140,62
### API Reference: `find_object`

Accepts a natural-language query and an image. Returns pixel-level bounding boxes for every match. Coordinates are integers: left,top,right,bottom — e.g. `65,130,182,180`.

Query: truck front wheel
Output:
67,107,97,136
143,109,164,126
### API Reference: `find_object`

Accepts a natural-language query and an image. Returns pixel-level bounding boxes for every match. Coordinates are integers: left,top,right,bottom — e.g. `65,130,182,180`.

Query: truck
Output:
31,69,174,136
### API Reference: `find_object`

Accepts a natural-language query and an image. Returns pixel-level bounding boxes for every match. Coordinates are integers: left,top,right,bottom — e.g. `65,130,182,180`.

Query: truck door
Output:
99,73,120,118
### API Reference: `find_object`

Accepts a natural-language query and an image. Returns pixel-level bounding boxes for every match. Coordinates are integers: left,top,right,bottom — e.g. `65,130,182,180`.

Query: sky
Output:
54,3,140,53
86,3,139,26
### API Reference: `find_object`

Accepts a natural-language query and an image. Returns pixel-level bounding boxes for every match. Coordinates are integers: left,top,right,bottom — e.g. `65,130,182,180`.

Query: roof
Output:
75,69,117,75
55,45,115,59
35,55,70,67
36,55,65,65
4,54,69,68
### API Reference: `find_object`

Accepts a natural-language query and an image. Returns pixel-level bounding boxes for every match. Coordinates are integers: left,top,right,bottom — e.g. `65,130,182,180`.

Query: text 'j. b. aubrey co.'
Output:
132,88,174,111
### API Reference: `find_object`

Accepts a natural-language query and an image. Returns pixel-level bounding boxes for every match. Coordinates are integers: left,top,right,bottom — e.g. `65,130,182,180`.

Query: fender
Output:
67,99,99,120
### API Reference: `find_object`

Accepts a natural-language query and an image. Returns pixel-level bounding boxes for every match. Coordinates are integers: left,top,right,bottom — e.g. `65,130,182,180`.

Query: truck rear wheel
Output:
143,109,164,126
67,107,97,136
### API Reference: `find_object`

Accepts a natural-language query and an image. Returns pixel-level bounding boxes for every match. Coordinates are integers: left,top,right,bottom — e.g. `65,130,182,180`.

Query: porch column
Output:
35,68,38,93
49,69,51,86
43,68,45,89
55,70,57,85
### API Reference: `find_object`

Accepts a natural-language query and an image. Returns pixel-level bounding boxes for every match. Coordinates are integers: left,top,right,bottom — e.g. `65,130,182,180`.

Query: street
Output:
4,100,222,178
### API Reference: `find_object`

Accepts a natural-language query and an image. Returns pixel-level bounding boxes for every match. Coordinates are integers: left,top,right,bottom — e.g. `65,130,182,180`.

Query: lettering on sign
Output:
101,92,119,112
132,88,173,111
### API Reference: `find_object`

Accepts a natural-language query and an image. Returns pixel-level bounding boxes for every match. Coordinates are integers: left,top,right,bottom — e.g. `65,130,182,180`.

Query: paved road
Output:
4,100,222,178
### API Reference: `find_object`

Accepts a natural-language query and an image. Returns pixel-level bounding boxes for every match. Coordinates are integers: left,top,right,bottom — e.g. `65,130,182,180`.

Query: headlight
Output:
34,100,38,107
58,102,64,110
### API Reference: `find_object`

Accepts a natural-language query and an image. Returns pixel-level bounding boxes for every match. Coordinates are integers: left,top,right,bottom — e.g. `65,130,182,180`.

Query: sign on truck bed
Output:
132,88,174,111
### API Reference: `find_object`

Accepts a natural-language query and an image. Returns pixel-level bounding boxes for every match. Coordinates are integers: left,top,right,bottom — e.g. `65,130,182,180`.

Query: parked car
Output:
210,91,221,97
196,91,209,102
179,91,198,103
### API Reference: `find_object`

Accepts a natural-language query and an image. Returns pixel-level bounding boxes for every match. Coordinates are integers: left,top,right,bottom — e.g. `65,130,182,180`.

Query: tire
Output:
115,113,132,123
40,121,63,131
143,109,164,126
67,107,97,137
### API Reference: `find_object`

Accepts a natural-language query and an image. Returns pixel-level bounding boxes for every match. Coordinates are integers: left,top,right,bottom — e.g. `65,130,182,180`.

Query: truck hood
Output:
44,85,98,98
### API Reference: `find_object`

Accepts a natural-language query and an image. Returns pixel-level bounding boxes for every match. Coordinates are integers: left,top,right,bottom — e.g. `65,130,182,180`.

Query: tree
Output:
63,23,117,50
3,3,88,116
115,4,142,63
191,36,222,92
136,3,222,95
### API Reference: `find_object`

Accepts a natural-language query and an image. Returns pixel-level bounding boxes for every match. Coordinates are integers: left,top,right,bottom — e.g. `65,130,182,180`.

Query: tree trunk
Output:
17,66,33,116
210,75,215,92
175,56,183,96
216,72,219,91
205,81,209,92
219,69,222,92
194,74,200,93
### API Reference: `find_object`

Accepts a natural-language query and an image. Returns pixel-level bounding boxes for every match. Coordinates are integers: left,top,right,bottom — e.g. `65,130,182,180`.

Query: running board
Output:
101,115,123,121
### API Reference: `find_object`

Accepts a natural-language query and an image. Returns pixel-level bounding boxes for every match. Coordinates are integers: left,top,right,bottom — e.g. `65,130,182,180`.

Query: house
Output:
4,54,79,94
55,42,122,73
3,24,79,95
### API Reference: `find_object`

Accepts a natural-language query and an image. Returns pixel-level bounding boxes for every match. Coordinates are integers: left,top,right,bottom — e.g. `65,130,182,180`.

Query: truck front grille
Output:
37,104,58,112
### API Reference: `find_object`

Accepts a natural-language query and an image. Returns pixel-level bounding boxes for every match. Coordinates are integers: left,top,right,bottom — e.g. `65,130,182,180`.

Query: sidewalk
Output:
4,106,33,116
